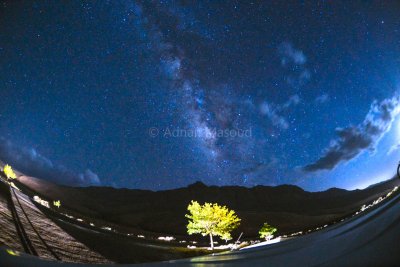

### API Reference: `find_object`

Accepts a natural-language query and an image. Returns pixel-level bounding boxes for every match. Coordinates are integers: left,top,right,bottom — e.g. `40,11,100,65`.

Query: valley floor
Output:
3,184,400,266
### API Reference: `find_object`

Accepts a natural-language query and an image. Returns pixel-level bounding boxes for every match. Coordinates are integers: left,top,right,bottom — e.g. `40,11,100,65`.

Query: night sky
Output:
1,1,400,191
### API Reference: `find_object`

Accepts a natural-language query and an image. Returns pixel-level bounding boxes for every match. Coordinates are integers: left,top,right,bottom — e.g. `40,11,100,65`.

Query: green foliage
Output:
259,222,277,240
3,164,16,180
186,200,241,249
53,200,61,208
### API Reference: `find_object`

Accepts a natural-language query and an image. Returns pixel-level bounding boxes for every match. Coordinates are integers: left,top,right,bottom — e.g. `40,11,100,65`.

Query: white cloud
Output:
79,169,101,185
260,94,301,130
278,42,307,65
260,102,289,129
278,42,311,88
304,95,400,172
283,94,301,109
0,137,101,186
387,143,400,155
315,94,330,104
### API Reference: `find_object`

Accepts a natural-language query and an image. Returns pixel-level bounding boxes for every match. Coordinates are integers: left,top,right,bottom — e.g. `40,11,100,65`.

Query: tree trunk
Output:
209,233,214,250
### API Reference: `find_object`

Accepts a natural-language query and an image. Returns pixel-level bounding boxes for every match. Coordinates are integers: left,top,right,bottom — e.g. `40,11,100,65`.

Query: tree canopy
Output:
259,222,277,240
3,164,16,180
53,200,61,208
186,200,241,249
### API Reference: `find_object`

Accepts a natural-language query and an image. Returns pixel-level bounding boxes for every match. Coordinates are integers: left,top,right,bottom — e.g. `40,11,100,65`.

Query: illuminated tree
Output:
53,200,61,208
259,222,277,240
186,200,241,250
3,164,16,180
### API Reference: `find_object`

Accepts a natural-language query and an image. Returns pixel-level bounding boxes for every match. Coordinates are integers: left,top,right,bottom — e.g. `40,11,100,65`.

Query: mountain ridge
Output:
16,175,400,238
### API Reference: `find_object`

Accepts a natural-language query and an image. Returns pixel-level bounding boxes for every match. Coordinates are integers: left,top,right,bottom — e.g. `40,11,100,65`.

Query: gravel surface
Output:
0,190,23,251
7,188,111,264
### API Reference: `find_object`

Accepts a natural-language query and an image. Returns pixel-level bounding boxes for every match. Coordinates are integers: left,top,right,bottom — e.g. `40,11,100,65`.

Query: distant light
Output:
158,236,175,241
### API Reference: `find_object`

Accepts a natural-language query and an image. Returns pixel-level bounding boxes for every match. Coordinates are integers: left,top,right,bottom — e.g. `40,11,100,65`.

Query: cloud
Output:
79,169,101,185
387,143,400,155
239,157,279,176
260,94,301,130
315,94,330,104
304,96,400,172
0,137,101,186
278,42,311,88
236,157,287,186
278,42,307,65
260,102,289,129
283,94,301,109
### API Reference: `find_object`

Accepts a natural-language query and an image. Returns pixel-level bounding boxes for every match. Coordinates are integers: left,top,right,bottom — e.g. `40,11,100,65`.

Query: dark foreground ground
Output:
0,178,212,264
1,170,400,265
18,175,400,239
2,186,400,267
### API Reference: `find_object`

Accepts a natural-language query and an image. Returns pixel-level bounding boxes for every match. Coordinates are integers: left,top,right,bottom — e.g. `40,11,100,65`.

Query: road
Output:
0,180,110,264
1,183,400,266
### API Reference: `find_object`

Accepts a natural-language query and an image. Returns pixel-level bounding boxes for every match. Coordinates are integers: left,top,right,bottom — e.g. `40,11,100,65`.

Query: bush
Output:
259,222,277,240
